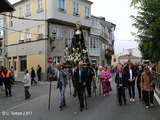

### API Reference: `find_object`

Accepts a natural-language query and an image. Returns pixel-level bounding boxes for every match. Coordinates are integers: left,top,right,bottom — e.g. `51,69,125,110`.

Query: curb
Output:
14,80,23,83
154,92,160,105
154,87,160,105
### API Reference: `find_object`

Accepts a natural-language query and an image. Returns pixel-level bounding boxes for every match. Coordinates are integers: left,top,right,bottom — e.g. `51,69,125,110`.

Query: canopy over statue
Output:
64,21,89,66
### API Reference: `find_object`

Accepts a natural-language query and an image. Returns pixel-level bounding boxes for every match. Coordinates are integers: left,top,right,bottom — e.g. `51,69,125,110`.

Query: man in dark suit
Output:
74,61,87,111
86,63,94,97
69,65,78,97
37,65,42,81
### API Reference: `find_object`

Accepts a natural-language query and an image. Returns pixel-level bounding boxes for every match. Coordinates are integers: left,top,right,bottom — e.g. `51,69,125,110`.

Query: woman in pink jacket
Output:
102,65,112,96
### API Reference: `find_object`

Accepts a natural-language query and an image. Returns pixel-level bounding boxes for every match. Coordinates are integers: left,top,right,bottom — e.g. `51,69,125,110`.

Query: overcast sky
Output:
9,0,139,55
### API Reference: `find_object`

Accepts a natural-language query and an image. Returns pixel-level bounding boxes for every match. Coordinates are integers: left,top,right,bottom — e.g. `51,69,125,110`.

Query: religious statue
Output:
64,21,89,66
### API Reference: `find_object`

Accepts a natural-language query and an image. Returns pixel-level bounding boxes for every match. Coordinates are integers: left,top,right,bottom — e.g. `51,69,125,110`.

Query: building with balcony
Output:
5,0,92,81
90,15,116,66
0,16,4,66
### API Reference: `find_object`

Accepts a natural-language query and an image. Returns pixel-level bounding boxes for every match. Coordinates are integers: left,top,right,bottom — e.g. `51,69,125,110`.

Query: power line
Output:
1,26,47,37
115,39,140,42
0,13,46,22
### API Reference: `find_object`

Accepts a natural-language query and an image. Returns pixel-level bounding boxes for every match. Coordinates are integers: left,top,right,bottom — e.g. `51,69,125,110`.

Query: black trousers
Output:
118,87,126,104
144,91,154,106
5,83,11,96
72,78,77,94
86,79,92,95
24,86,31,99
77,83,85,108
137,82,141,99
128,82,135,99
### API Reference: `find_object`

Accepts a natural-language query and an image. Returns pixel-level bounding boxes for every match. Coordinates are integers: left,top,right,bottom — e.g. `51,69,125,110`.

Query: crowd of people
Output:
0,65,42,99
50,60,159,111
114,60,157,109
0,60,159,112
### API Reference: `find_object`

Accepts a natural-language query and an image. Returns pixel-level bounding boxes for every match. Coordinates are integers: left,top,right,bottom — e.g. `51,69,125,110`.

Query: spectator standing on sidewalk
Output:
31,67,37,85
23,69,31,99
10,66,15,83
47,65,52,81
37,65,42,81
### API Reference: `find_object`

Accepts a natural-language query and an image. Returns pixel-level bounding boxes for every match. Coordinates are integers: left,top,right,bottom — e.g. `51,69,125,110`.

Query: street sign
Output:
48,57,53,63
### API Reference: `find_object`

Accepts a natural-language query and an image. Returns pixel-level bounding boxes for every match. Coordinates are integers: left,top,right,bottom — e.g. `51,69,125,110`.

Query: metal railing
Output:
153,71,160,91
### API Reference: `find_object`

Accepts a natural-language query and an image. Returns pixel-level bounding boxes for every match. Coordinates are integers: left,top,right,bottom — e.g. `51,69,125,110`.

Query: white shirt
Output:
24,73,31,87
129,70,132,80
149,67,152,72
57,69,60,80
119,74,123,87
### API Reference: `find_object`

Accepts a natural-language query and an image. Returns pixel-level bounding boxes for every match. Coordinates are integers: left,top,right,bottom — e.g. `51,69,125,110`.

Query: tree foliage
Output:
131,0,160,62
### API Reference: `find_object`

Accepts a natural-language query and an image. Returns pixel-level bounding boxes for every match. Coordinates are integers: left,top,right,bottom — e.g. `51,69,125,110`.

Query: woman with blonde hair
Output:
102,65,112,96
98,66,103,95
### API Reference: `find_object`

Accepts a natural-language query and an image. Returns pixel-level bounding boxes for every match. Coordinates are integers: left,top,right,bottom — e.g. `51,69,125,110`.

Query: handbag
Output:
109,77,112,82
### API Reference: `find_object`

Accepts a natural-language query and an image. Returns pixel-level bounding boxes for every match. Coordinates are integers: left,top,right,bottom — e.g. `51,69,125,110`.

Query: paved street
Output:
0,75,160,120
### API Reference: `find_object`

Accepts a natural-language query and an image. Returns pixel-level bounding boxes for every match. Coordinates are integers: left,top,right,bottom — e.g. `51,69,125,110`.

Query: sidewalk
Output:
155,87,160,105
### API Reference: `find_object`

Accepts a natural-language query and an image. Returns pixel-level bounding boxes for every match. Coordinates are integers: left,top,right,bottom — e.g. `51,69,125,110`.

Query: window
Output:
68,29,74,48
89,37,100,56
26,4,31,16
19,7,24,18
38,0,43,11
14,59,17,71
58,0,65,10
20,30,24,41
73,2,79,15
26,28,31,41
91,18,97,28
0,19,3,37
83,31,87,42
53,57,61,67
20,56,26,71
10,12,13,27
8,59,11,70
85,6,90,18
53,26,62,39
38,25,43,39
91,17,100,29
102,43,104,50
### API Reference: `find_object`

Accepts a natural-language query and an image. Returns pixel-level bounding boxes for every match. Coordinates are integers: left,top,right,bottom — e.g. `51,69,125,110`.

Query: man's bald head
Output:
57,63,61,70
79,61,83,69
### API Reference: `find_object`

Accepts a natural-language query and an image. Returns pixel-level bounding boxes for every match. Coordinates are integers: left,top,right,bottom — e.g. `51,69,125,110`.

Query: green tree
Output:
131,0,160,62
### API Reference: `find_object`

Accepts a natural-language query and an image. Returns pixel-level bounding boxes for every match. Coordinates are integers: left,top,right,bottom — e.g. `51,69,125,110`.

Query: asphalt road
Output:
0,76,160,120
